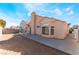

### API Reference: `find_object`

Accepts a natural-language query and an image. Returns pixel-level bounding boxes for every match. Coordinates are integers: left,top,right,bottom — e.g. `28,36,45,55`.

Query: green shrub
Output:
69,28,74,33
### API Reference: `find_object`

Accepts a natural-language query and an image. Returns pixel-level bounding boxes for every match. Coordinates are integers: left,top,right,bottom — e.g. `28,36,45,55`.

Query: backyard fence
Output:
2,29,19,34
73,29,79,42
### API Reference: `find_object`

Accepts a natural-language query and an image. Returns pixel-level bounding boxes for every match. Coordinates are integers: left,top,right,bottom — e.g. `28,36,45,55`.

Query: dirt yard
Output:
0,34,69,55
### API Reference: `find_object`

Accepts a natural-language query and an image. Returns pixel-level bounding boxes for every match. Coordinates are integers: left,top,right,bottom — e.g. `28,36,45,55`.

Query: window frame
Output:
42,26,49,35
42,26,54,35
51,26,54,35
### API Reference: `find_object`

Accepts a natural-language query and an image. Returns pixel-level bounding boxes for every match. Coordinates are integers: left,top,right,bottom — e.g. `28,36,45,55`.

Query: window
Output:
37,26,40,28
42,27,49,35
42,26,54,35
51,26,54,35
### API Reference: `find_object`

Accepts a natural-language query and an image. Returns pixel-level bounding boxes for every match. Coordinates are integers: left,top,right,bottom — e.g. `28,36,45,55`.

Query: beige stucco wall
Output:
53,21,68,39
29,12,69,39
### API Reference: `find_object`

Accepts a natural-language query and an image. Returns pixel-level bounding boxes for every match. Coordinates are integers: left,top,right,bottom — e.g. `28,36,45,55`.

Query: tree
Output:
68,23,71,26
19,20,26,33
0,19,6,28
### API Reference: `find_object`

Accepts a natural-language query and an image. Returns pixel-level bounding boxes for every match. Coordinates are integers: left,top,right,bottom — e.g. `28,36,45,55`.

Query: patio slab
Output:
21,33,79,55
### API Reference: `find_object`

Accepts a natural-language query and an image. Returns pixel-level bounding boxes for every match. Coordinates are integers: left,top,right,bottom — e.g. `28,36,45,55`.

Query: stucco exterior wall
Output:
53,21,68,39
29,12,69,39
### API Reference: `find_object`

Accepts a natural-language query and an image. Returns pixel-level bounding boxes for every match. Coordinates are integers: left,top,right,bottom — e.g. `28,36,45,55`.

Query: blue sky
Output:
0,3,79,27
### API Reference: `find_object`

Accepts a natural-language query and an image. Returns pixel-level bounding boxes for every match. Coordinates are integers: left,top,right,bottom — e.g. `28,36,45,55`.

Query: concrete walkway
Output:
20,33,79,55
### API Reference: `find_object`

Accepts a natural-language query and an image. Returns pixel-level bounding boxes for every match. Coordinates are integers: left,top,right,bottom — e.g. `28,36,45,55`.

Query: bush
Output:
69,28,74,33
0,19,6,28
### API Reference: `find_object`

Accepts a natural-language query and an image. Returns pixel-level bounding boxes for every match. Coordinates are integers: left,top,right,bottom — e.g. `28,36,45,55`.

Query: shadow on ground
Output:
0,34,69,55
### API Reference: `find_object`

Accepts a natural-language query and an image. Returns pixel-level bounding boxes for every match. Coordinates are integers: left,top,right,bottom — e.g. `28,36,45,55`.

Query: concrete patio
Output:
20,33,79,55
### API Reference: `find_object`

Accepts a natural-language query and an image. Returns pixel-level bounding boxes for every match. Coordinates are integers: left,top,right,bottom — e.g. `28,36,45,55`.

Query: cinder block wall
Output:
2,29,19,34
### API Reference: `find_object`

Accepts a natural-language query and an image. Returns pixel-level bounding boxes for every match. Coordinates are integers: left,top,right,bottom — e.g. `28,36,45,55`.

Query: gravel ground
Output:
0,34,69,55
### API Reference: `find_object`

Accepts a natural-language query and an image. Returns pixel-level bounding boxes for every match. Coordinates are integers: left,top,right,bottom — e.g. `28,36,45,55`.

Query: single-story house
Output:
28,12,69,39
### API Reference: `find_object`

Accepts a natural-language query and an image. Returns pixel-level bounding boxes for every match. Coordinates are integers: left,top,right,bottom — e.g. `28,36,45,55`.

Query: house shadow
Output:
0,34,32,55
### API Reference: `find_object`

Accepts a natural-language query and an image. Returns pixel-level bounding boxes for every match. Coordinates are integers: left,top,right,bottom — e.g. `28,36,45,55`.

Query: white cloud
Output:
65,7,74,16
25,4,60,15
39,8,63,16
67,10,74,16
0,12,21,28
53,8,63,15
65,7,71,12
24,3,45,16
24,3,63,16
